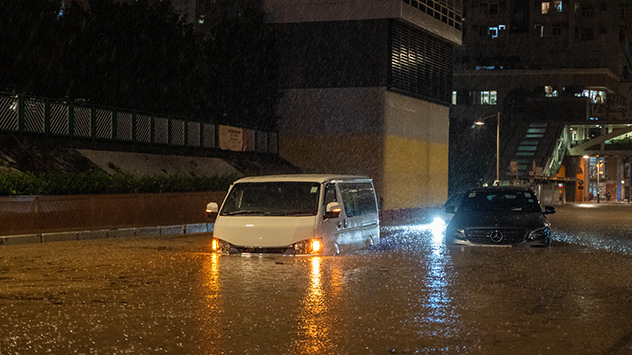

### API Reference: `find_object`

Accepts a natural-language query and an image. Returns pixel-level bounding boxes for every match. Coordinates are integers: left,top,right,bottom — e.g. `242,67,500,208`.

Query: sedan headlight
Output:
527,226,551,240
447,228,466,241
293,238,323,255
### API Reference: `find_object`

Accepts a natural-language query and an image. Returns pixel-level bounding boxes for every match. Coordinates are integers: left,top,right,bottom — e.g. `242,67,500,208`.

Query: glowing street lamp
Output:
475,112,501,184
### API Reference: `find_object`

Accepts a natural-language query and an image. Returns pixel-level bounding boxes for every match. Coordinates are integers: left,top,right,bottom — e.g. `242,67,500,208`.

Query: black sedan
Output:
444,186,555,247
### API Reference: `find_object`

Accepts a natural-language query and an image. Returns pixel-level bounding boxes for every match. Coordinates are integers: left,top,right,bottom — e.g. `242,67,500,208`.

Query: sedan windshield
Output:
221,182,320,216
459,190,541,213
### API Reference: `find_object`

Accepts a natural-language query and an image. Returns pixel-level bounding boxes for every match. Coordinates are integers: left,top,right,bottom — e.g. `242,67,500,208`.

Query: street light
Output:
474,112,501,184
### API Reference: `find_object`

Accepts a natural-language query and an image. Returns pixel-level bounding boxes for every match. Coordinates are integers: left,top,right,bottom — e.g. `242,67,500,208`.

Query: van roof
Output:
233,174,372,184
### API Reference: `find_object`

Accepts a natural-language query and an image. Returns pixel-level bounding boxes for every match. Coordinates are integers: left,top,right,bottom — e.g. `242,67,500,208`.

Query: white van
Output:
206,174,380,255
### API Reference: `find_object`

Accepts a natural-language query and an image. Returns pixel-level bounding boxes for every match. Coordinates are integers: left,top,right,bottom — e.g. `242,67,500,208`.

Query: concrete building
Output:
450,0,632,203
263,0,462,210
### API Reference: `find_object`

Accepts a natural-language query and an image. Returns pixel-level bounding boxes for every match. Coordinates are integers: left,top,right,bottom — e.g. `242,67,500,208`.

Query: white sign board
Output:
219,125,244,151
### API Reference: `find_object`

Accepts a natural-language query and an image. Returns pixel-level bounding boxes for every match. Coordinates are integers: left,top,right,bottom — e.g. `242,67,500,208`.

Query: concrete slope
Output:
78,149,240,177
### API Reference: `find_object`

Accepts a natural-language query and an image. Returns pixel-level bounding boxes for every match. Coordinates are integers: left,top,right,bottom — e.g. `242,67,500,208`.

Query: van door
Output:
318,182,344,254
338,182,379,249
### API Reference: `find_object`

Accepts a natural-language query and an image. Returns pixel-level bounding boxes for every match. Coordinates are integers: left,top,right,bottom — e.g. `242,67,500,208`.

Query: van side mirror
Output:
543,206,556,215
324,202,342,219
206,202,219,220
444,205,456,214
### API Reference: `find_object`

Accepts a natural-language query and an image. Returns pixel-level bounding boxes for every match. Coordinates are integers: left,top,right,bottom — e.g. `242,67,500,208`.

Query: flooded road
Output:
1,204,631,354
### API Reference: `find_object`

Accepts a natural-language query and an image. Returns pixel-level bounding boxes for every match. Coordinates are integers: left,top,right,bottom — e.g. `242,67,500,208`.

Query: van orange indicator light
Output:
211,239,219,251
312,239,322,253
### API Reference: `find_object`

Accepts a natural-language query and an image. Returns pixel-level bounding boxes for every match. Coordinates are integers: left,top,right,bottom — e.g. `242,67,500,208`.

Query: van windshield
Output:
221,182,321,216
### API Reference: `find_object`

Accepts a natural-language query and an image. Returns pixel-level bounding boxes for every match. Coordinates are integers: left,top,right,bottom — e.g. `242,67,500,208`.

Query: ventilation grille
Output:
389,20,453,106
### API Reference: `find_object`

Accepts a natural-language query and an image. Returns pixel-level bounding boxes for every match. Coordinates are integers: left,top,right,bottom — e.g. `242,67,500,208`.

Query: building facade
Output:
451,0,632,203
262,0,462,210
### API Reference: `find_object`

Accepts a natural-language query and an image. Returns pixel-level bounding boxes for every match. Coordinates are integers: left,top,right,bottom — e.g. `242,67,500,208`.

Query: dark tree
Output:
0,0,278,129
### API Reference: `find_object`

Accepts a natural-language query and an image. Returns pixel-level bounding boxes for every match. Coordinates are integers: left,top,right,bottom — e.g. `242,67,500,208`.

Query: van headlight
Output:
527,227,550,240
293,238,323,255
447,228,466,241
211,238,233,254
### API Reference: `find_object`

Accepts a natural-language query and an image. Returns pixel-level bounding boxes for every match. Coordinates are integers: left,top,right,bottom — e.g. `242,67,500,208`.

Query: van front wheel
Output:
331,243,341,256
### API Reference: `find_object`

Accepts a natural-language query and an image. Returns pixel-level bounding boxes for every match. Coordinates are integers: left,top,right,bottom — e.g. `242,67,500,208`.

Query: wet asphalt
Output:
0,204,631,354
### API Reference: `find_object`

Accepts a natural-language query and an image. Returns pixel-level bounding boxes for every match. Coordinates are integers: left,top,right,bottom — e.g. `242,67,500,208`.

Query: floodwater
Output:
0,204,631,354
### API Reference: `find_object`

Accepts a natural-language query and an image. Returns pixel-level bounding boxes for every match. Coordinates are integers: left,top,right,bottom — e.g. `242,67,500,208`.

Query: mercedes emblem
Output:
488,230,504,243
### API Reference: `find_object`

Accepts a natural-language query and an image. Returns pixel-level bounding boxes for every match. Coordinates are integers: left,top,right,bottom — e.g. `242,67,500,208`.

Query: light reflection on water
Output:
201,253,223,348
293,257,333,354
383,219,463,340
554,232,632,255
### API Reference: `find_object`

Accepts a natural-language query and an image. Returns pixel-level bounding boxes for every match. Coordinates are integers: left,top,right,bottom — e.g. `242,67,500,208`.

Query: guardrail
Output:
0,92,278,154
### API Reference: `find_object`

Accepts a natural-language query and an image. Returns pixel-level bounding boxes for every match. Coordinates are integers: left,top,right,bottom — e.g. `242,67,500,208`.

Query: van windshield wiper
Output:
223,210,272,216
277,210,316,216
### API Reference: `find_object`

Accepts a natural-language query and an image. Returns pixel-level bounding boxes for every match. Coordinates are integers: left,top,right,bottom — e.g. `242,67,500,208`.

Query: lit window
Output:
452,91,457,105
545,86,558,97
489,27,499,39
541,2,550,14
480,91,498,105
582,90,607,103
542,1,562,14
198,15,205,24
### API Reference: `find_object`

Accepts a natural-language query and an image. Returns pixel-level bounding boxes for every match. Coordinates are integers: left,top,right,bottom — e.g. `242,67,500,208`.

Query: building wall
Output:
273,20,390,89
383,91,450,209
268,1,459,210
277,87,449,210
277,87,385,202
457,0,630,74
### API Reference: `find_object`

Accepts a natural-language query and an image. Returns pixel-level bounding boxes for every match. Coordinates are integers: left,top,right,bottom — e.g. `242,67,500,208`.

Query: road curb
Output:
0,223,215,247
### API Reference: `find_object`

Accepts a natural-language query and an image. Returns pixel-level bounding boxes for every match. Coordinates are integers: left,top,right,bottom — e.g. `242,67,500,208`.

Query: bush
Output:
0,170,239,196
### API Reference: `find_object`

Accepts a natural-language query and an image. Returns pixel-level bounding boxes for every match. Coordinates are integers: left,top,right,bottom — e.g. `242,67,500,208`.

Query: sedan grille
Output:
466,228,526,245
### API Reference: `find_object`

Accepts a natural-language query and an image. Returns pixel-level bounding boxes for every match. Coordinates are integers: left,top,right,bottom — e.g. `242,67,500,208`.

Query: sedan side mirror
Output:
324,202,342,219
543,206,556,215
206,202,219,220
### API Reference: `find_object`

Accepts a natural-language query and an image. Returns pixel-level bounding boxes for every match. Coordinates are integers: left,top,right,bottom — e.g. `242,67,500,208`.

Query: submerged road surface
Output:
1,204,631,354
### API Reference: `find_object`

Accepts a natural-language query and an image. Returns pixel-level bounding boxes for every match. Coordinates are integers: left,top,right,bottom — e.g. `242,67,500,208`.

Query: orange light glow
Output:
211,239,219,251
312,240,321,253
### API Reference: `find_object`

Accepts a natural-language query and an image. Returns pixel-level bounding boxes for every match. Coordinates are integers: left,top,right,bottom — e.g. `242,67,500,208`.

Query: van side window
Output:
339,183,377,217
322,183,337,218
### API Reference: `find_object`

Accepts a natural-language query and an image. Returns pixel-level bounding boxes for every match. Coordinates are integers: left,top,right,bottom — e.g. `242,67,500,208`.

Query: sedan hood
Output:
449,211,547,230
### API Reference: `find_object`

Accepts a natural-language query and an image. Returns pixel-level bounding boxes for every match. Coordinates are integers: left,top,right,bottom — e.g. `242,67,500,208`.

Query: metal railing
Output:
0,92,278,154
401,0,462,30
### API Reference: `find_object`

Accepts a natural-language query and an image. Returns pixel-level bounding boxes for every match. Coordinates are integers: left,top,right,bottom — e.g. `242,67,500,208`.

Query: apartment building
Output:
450,0,632,203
